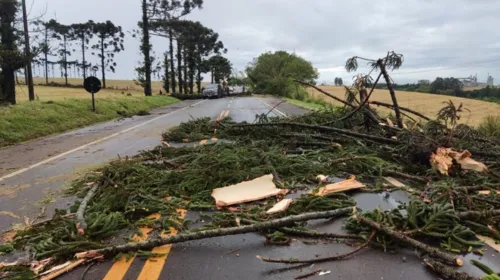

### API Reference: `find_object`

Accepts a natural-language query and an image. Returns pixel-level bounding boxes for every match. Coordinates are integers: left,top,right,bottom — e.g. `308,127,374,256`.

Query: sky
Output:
29,0,500,85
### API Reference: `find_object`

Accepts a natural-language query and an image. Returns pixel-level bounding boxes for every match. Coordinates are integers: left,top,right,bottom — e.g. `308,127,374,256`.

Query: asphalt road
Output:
0,96,498,280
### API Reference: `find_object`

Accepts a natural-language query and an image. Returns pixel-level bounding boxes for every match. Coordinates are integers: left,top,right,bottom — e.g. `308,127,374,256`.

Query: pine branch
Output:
457,209,500,220
369,101,431,121
278,227,364,240
423,258,478,280
292,79,355,108
257,230,375,264
75,184,98,235
75,207,355,259
355,215,463,266
232,122,400,145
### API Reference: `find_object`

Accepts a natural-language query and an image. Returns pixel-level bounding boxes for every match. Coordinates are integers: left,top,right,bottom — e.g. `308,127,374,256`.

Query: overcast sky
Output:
30,0,500,85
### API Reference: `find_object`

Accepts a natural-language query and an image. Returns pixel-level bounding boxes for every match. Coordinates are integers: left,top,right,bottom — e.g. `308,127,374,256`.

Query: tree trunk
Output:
63,35,68,86
100,35,106,88
196,53,202,93
75,207,354,259
177,39,183,94
188,49,195,94
3,68,16,105
168,28,176,94
163,52,170,93
141,0,152,96
183,46,188,94
21,0,34,101
44,29,49,85
0,1,17,104
211,68,214,83
81,34,86,79
377,59,403,128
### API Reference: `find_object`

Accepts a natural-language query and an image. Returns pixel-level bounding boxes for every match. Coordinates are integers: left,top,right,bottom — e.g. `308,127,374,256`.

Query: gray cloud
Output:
31,0,500,84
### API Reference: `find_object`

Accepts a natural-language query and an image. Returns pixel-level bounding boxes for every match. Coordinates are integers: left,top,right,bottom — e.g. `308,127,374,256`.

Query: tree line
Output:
0,0,232,104
375,77,500,103
137,0,231,96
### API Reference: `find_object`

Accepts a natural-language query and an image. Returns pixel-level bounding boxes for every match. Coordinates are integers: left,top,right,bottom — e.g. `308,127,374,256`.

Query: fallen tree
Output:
1,52,500,280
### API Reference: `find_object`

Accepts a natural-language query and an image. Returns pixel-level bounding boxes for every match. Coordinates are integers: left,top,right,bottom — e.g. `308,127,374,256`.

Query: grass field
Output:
15,84,148,103
310,86,500,127
0,95,179,147
17,77,209,100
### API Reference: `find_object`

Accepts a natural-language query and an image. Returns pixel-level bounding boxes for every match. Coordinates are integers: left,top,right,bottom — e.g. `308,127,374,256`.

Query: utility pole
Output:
22,0,35,101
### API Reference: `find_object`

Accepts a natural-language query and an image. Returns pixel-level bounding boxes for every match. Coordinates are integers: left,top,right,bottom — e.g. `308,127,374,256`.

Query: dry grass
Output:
309,86,500,127
14,85,148,103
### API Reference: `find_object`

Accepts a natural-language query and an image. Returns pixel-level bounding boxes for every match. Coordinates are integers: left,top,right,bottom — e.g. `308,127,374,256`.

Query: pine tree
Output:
91,21,125,88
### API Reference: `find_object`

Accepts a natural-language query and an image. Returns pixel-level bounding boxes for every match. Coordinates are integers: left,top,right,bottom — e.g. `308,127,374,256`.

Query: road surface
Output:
0,96,496,279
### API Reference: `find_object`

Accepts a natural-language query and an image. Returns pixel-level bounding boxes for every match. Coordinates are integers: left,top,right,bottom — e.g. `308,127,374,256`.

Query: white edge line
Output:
0,99,207,182
256,97,287,117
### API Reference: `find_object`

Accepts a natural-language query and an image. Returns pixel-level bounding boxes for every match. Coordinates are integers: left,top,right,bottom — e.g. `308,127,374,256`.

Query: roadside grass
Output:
0,95,179,147
307,86,500,126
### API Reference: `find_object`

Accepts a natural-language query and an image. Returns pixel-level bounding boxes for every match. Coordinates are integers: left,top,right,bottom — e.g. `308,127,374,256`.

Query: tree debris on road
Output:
1,57,500,280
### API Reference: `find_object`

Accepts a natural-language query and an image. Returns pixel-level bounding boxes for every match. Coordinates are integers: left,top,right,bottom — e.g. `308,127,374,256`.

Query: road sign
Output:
84,76,101,112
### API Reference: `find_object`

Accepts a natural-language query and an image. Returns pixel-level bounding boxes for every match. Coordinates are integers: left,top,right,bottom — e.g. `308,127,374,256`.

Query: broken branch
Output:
293,79,355,108
369,101,431,121
356,215,462,266
76,184,99,235
233,122,400,145
257,230,375,264
76,207,355,259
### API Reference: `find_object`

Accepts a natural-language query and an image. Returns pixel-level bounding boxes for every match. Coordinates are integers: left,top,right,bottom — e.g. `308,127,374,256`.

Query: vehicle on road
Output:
202,84,224,99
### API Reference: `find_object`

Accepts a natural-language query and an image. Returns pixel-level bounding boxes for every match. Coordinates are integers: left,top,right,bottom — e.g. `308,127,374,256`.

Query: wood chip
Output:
266,199,293,215
383,177,406,188
314,177,365,196
478,190,500,195
430,147,487,175
211,174,282,207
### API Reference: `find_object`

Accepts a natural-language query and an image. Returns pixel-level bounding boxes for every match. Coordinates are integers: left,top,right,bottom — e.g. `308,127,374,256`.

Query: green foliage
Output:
0,96,179,147
0,265,36,280
0,243,14,254
92,21,125,88
246,51,318,97
478,115,500,137
431,77,463,95
207,54,231,83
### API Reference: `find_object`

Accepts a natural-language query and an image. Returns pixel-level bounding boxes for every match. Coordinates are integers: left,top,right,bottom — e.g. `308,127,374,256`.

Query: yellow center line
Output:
103,213,161,280
137,209,187,280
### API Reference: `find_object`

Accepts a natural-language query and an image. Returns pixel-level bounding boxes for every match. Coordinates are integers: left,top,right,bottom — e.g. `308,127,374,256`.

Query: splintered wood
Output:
266,199,293,214
211,174,284,207
314,177,366,196
430,147,488,175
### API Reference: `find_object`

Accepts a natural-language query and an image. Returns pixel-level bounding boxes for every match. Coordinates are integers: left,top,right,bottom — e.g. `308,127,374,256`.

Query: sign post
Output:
83,76,102,112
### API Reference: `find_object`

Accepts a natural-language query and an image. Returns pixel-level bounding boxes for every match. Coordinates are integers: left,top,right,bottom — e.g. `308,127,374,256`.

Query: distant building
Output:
487,75,494,86
458,74,478,87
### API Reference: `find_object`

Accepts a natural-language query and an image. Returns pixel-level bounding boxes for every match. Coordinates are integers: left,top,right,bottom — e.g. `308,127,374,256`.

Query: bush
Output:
246,51,318,96
478,115,500,137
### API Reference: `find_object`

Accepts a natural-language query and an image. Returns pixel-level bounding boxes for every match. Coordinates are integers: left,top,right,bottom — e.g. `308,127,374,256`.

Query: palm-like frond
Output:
386,51,404,70
345,57,358,72
437,100,470,127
